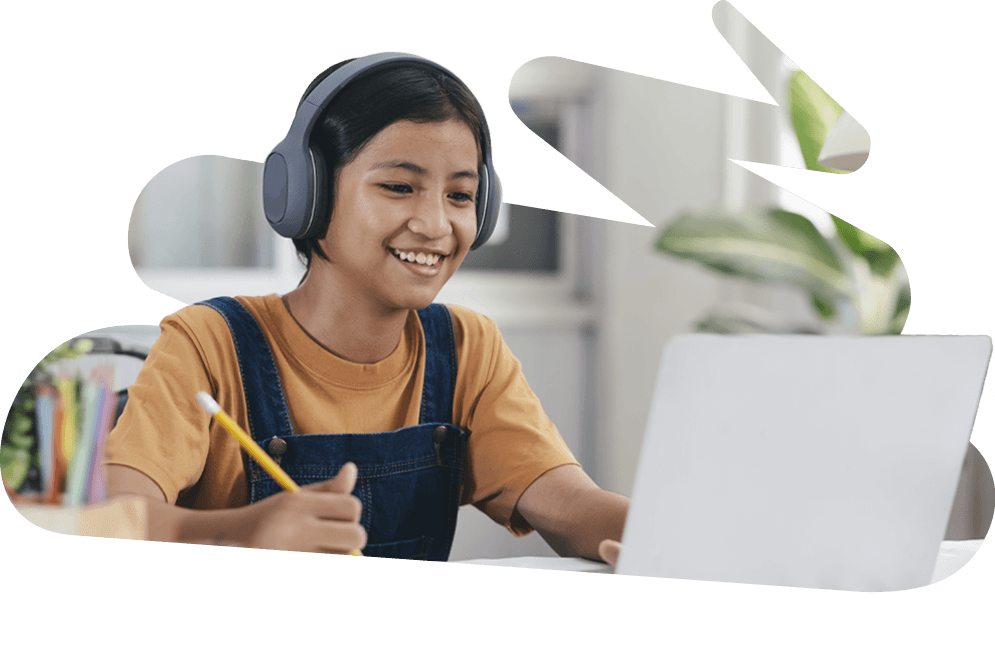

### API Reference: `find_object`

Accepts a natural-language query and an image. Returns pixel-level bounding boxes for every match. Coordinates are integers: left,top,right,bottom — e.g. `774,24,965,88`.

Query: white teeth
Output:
392,249,441,266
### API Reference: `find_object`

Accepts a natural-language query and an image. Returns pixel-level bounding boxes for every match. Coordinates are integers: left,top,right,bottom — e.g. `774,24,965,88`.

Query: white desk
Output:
17,499,982,585
459,539,985,585
16,498,146,540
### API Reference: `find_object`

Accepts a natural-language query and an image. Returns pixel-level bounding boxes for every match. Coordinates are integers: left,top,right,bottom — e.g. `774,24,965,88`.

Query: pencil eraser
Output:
196,391,220,415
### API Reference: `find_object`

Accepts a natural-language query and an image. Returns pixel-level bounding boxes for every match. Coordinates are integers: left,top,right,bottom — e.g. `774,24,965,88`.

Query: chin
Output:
388,290,442,312
406,296,439,311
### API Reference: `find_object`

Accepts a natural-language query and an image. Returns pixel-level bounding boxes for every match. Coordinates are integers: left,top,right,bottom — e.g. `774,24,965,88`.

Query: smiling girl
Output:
104,54,628,563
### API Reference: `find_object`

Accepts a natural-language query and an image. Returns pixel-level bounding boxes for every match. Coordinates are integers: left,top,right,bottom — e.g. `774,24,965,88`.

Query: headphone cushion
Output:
306,146,330,240
264,143,320,240
473,168,502,249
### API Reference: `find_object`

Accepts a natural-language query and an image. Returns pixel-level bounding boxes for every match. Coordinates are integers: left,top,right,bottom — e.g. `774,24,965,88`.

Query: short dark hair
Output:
292,58,487,276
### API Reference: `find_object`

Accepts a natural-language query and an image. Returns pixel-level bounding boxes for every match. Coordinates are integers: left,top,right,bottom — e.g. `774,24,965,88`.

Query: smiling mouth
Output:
390,248,444,267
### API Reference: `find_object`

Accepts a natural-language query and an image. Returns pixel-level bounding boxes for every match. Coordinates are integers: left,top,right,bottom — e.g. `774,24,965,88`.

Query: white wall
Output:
597,71,730,496
544,6,819,496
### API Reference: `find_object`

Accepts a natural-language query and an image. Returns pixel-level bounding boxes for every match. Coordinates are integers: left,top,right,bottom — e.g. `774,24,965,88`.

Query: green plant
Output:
655,70,910,335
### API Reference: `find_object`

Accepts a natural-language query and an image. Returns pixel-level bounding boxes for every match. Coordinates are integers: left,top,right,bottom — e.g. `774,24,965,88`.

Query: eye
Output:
380,183,412,194
449,191,475,204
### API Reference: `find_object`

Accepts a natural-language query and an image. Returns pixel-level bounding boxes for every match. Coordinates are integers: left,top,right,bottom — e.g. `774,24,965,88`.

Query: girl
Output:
105,53,628,563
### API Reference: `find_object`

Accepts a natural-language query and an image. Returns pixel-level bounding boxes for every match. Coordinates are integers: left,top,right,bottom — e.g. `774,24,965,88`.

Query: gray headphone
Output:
262,52,501,249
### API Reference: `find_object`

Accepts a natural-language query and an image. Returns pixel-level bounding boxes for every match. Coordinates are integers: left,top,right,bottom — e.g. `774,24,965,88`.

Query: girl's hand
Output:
516,465,629,564
598,539,621,567
242,462,367,554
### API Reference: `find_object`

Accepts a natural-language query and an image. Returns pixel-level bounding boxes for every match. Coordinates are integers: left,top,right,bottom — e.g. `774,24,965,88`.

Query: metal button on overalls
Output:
267,437,287,457
432,426,448,464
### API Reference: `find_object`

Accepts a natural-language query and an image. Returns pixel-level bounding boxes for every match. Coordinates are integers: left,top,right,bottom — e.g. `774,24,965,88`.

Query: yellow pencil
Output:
196,391,361,555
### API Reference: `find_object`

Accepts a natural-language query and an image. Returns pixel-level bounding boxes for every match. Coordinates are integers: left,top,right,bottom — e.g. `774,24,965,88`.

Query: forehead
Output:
353,119,480,170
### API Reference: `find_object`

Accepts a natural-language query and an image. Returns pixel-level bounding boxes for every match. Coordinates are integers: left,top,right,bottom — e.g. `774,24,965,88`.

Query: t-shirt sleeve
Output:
449,305,580,536
103,309,225,504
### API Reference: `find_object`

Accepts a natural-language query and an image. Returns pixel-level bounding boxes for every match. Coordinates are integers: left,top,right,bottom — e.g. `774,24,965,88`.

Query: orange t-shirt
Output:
104,294,578,535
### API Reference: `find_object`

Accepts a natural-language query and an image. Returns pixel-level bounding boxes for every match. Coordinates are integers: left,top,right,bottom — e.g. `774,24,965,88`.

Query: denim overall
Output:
197,297,467,561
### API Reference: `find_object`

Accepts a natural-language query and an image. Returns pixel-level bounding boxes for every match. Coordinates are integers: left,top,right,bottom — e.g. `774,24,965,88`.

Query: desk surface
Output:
16,500,983,584
458,540,985,584
16,498,146,540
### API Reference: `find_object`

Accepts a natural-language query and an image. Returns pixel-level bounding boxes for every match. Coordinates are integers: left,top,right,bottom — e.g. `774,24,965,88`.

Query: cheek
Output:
323,198,389,259
322,223,371,265
456,214,478,252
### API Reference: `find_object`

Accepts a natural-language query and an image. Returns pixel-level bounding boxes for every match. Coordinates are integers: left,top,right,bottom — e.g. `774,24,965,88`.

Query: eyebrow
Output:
371,160,479,182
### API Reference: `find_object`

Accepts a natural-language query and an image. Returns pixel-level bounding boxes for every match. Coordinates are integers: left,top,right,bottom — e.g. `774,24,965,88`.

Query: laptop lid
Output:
615,335,991,591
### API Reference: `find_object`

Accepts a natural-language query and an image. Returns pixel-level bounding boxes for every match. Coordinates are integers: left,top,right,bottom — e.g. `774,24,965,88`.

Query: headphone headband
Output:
263,52,501,248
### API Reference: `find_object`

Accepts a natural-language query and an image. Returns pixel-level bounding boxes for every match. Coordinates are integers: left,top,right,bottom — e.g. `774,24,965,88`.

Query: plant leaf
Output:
789,70,847,174
656,207,853,303
831,214,902,278
891,282,912,334
695,311,820,335
0,445,30,491
810,293,837,321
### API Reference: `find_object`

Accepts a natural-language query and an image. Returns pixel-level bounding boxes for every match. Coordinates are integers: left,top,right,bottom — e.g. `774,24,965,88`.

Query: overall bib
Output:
198,296,467,561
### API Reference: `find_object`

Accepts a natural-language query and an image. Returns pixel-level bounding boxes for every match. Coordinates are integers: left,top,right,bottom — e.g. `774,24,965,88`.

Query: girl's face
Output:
318,118,480,314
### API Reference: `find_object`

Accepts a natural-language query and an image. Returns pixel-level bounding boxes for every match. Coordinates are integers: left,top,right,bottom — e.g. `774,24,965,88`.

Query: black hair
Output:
292,58,487,277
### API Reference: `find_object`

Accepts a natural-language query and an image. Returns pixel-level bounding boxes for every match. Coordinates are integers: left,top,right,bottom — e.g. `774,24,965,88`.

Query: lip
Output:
390,246,450,257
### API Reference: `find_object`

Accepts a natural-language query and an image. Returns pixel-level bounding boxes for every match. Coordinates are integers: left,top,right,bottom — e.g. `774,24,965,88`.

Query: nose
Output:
407,191,451,239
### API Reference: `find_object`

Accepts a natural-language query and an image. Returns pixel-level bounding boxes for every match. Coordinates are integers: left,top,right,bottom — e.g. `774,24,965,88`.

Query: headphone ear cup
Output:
264,144,323,239
305,146,331,240
472,166,502,250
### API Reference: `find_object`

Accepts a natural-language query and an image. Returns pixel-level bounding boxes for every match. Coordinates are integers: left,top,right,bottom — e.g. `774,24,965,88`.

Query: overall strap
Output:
416,304,458,425
196,297,294,441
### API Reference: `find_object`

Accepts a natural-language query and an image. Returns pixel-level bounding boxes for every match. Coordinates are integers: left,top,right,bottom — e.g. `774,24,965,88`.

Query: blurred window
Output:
461,107,560,273
129,156,274,269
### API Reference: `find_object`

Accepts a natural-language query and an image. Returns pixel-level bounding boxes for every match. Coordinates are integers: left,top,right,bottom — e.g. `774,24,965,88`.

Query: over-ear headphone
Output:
262,52,502,249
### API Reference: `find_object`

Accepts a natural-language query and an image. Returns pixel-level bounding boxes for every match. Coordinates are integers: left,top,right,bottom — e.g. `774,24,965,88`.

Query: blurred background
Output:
15,1,982,558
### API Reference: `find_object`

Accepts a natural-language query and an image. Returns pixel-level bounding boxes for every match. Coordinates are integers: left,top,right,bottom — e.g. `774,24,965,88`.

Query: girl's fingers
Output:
291,489,362,522
316,492,363,523
307,462,359,495
311,520,368,554
249,470,365,552
598,539,622,566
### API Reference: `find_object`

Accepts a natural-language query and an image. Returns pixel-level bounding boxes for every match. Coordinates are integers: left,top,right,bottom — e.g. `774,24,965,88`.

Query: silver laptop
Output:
615,335,991,591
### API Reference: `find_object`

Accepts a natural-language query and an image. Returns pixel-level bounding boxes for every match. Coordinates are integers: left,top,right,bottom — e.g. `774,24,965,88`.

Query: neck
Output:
282,265,410,364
